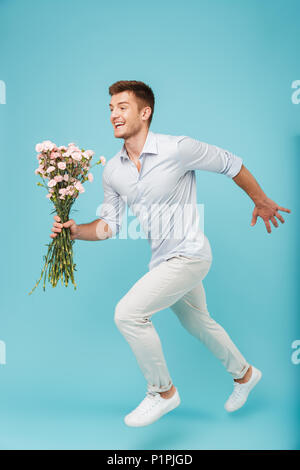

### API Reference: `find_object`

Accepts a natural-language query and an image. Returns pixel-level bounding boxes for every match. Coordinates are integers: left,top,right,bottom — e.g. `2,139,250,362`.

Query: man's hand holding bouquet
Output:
29,140,106,295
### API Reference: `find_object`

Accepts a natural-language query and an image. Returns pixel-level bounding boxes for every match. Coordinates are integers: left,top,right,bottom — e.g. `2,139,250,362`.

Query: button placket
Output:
136,157,147,225
137,153,145,180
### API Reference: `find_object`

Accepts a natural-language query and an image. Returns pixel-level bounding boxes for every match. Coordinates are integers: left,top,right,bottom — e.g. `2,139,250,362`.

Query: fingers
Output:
51,215,63,237
275,211,285,224
270,216,279,228
62,219,75,228
50,217,75,239
251,213,257,226
278,206,291,213
264,219,272,234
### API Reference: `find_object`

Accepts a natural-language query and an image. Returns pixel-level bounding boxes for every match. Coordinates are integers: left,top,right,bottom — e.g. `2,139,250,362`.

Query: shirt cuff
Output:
226,155,243,178
97,216,118,238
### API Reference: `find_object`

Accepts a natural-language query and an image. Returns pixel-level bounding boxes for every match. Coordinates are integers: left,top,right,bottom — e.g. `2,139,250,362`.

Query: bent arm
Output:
176,136,291,233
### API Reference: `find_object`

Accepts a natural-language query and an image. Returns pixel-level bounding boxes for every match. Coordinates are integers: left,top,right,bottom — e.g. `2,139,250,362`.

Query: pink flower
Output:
48,179,57,188
35,140,57,153
46,166,56,173
54,175,63,182
46,193,52,199
74,181,85,193
68,143,81,153
72,151,82,162
34,165,43,175
63,174,69,182
87,173,94,182
59,146,67,151
43,140,56,151
84,150,94,158
100,156,106,165
50,151,60,159
35,143,44,153
66,186,75,195
57,161,66,170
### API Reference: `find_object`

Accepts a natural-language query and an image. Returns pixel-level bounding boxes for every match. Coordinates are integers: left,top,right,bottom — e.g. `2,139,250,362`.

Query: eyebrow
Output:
109,101,129,108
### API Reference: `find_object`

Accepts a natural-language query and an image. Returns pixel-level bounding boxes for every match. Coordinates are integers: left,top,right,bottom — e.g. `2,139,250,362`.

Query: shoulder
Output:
153,131,189,158
153,131,187,145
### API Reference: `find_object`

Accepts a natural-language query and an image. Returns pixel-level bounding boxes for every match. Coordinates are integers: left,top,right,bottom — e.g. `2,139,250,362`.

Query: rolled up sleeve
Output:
177,135,243,178
97,167,126,237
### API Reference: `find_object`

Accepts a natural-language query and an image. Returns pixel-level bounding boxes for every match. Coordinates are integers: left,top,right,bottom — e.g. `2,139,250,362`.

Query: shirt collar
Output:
119,130,158,161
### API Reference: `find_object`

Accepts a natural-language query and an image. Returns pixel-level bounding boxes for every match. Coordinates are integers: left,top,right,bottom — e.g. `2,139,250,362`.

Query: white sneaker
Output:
224,366,262,412
124,388,181,427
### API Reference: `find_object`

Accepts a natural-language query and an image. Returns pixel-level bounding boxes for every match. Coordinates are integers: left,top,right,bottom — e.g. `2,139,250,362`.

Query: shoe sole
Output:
124,393,181,427
225,368,262,413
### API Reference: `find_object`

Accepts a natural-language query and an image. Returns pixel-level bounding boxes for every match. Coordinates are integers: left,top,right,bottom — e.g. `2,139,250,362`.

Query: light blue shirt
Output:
99,130,243,270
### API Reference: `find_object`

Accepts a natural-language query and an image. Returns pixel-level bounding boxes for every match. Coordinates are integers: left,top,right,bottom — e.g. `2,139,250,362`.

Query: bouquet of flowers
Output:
28,140,106,295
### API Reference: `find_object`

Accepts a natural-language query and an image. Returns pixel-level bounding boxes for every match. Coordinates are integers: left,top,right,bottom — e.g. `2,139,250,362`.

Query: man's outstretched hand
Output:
251,197,291,233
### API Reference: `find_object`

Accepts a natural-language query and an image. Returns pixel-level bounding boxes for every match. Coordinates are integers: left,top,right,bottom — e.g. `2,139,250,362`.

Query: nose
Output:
111,110,120,121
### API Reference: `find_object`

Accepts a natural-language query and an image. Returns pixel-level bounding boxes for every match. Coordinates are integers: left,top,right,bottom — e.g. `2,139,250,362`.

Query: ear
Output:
142,106,152,121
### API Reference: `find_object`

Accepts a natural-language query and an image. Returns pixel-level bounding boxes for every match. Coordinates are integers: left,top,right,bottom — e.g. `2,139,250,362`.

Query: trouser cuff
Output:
147,380,173,394
231,363,251,380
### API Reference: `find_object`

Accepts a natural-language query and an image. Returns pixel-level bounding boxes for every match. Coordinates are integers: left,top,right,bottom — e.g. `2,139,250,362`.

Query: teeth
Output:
115,122,124,128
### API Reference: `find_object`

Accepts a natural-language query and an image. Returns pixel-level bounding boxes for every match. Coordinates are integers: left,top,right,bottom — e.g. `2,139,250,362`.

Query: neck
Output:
124,127,149,160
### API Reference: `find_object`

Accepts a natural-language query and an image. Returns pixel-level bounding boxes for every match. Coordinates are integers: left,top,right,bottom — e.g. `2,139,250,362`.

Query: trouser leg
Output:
170,281,250,379
114,257,211,393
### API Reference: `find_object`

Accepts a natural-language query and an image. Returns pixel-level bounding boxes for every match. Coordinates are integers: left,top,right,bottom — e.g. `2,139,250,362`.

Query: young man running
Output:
50,80,291,427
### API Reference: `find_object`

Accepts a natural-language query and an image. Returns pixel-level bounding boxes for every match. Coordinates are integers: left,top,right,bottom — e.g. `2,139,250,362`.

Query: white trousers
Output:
114,255,250,394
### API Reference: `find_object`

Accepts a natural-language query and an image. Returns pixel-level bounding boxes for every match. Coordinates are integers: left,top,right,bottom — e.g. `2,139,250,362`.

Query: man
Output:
51,80,291,427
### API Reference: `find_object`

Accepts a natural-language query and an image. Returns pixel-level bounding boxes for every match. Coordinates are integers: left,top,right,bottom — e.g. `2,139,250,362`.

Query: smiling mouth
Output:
114,123,125,129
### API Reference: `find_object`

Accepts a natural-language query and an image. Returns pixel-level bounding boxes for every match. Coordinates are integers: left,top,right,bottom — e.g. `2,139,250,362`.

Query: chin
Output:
115,132,126,139
115,130,129,139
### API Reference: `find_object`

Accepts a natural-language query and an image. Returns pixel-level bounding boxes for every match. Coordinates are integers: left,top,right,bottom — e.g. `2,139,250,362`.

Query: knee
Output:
114,299,127,327
114,297,135,328
114,297,146,329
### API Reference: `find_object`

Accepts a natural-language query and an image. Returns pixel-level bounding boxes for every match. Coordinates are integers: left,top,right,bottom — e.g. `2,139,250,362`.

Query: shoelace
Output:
132,393,162,416
230,382,248,403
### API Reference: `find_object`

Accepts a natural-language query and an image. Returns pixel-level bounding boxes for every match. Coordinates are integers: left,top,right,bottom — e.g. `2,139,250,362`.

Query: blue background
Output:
0,0,299,450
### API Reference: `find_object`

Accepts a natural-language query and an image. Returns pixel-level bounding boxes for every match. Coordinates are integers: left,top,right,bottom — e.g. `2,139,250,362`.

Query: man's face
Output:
109,91,149,139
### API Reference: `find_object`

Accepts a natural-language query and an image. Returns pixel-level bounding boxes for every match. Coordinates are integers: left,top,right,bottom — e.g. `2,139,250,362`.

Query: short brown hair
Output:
109,80,155,127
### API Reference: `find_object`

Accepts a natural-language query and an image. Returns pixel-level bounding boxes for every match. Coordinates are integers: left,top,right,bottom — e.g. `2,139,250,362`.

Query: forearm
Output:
232,164,267,206
75,219,112,241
